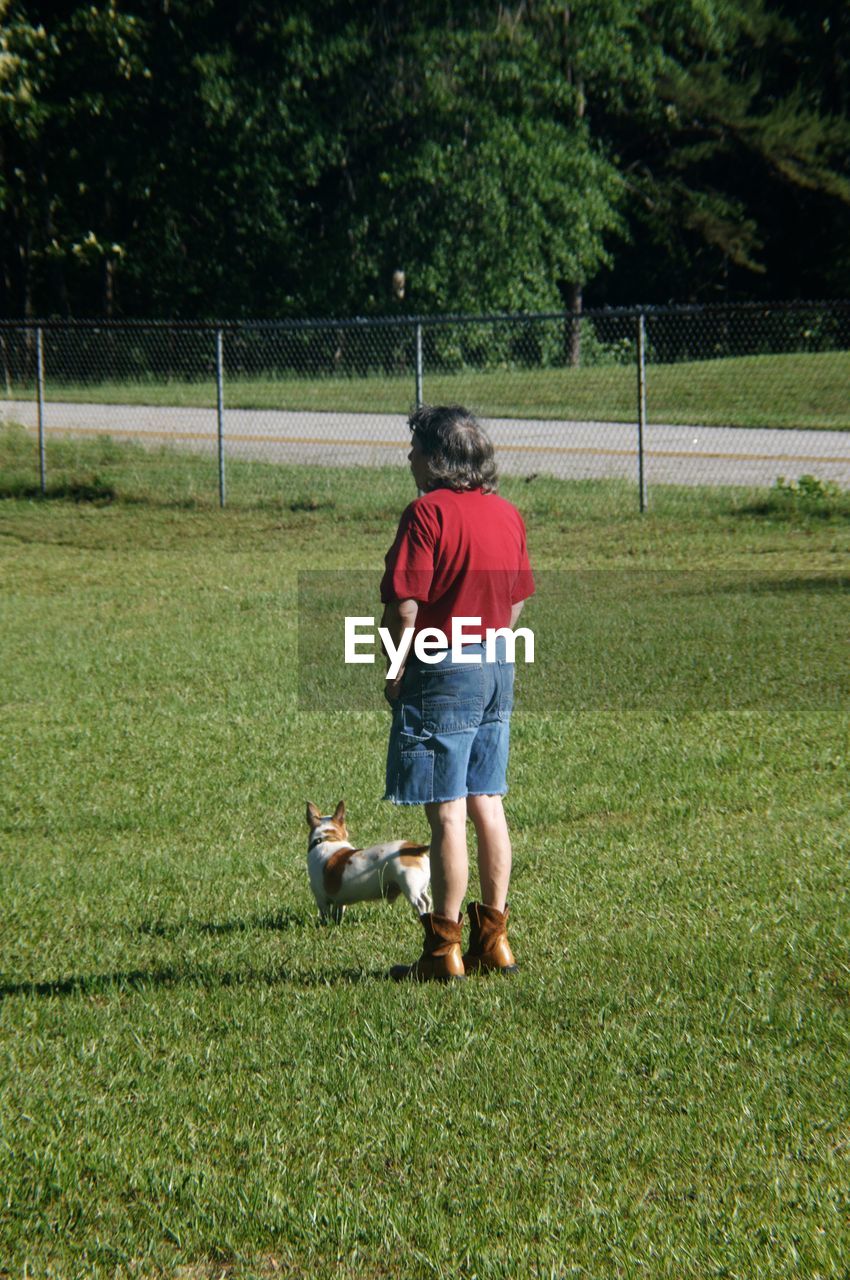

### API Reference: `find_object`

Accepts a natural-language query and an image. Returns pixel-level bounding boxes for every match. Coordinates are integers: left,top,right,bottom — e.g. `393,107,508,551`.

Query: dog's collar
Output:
310,829,347,850
309,830,352,852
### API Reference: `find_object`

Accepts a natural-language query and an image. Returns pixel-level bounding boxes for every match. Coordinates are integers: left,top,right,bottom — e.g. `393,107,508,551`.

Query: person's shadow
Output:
0,909,387,999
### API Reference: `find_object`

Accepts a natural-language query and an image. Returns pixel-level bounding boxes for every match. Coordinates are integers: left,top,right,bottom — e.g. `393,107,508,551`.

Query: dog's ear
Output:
306,801,322,829
333,800,345,823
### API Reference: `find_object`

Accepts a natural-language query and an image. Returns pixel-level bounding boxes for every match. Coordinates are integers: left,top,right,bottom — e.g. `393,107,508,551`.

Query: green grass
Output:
5,348,850,428
1,436,849,1278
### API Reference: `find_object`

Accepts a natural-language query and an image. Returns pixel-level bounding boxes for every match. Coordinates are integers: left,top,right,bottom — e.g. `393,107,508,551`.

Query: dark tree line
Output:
1,0,848,319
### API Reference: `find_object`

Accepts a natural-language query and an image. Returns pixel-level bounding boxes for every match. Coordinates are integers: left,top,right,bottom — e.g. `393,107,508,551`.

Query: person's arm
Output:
380,598,419,700
510,599,526,628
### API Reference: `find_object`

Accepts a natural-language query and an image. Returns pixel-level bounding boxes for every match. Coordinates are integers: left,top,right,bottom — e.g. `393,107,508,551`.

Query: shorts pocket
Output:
421,665,484,734
400,697,430,741
396,749,434,804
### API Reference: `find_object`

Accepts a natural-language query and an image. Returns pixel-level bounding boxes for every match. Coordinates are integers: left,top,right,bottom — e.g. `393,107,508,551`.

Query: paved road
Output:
3,398,849,487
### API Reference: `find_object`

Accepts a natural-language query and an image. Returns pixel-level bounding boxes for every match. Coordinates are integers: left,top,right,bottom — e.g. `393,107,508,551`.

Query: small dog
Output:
306,800,431,923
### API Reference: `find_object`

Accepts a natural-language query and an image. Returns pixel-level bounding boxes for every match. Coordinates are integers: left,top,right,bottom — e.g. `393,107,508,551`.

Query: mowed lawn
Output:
1,446,849,1279
7,348,850,429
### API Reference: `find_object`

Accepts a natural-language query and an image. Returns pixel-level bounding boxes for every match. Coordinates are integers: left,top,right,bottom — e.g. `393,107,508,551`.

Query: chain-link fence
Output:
1,302,848,510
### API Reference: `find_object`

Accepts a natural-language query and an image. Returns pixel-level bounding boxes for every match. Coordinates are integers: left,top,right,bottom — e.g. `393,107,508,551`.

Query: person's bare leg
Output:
466,793,512,911
389,800,467,982
424,798,468,919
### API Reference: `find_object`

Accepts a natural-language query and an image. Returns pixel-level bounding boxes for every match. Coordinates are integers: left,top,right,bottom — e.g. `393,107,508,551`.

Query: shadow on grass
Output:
0,476,390,515
0,477,214,511
137,908,306,937
673,572,850,598
0,476,117,503
0,962,389,1000
734,495,850,522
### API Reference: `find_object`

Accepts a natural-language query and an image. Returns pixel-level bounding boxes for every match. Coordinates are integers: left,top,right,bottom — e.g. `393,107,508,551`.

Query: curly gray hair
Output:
408,404,498,493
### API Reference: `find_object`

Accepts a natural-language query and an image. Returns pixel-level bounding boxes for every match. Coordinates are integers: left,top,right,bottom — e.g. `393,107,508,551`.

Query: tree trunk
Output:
41,160,70,315
104,161,115,318
562,8,584,366
566,282,582,367
21,235,34,319
104,257,115,318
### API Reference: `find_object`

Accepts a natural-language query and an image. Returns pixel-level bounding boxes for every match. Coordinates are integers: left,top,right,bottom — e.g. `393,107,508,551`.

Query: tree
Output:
0,0,151,316
306,6,623,314
2,0,849,317
581,0,850,302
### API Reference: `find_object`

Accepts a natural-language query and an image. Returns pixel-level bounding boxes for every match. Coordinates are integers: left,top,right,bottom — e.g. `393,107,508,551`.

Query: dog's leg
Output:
381,867,402,904
314,893,331,925
412,887,432,915
329,903,345,924
404,877,432,916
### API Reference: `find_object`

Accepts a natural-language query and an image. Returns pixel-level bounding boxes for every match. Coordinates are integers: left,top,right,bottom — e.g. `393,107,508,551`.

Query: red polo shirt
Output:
380,487,535,635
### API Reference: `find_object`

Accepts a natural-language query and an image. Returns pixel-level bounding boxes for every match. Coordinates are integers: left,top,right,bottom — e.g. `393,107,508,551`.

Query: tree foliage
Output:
1,0,848,317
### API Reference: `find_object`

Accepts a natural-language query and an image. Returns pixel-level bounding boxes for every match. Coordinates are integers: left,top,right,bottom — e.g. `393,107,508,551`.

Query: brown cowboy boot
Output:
389,912,466,982
463,901,519,974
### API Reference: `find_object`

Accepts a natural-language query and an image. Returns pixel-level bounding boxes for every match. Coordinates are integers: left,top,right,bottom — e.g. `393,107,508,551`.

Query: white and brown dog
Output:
306,801,431,923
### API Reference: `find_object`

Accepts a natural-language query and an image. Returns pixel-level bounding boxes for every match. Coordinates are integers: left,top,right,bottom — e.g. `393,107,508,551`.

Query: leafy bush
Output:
773,474,842,503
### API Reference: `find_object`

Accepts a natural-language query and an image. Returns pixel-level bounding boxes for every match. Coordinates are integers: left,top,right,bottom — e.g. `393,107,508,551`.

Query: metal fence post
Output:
636,311,648,513
414,321,423,408
36,325,46,496
215,328,226,508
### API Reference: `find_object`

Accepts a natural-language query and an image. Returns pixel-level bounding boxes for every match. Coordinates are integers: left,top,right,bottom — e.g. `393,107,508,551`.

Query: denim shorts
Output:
384,640,515,806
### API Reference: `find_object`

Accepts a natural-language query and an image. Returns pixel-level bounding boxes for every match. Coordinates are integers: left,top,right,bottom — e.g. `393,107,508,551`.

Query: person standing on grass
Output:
380,404,535,981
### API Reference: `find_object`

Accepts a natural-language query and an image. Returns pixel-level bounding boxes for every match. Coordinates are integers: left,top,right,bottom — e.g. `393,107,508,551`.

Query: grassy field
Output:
1,438,849,1278
6,348,850,429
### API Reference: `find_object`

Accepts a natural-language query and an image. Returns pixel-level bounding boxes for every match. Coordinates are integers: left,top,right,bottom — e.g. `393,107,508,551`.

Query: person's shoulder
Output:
397,491,442,530
481,491,525,521
406,490,443,515
417,486,458,506
409,488,455,520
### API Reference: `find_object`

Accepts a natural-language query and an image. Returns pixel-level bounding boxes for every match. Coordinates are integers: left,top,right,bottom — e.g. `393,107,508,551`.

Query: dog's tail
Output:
399,842,430,857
